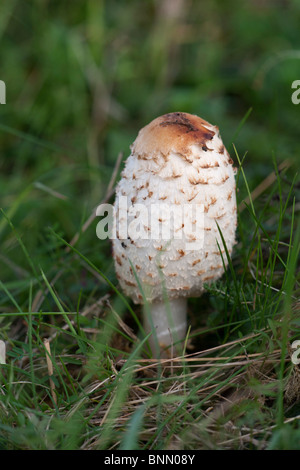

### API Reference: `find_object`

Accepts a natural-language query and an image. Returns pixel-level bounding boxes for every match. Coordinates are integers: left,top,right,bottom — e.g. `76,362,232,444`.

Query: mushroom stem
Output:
143,297,187,357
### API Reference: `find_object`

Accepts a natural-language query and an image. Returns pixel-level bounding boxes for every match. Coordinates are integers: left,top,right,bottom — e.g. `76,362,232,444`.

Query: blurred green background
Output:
0,0,299,305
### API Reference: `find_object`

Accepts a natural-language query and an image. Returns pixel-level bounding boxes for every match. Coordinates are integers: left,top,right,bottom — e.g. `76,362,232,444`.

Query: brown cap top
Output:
131,112,216,160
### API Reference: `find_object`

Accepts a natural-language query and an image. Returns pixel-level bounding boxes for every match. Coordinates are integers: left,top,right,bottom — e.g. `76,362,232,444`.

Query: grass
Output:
0,150,299,451
0,0,300,451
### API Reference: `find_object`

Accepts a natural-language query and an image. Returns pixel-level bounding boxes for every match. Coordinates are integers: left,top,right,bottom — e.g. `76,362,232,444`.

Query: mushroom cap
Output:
112,112,237,304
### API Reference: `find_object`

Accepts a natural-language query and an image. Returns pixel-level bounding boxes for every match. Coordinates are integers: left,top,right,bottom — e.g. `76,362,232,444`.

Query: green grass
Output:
0,0,300,451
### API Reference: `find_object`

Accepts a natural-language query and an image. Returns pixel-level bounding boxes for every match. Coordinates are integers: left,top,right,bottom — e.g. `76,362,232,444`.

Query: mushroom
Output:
112,112,237,357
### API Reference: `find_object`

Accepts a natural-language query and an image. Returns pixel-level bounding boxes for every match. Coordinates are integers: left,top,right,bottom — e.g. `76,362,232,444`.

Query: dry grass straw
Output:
44,338,57,406
59,326,297,450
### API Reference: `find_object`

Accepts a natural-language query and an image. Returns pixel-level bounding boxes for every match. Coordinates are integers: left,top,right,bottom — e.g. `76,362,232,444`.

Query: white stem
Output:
143,297,187,357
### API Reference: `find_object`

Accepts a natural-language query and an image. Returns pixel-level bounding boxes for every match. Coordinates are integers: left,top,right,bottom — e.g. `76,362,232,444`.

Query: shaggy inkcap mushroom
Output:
112,112,237,356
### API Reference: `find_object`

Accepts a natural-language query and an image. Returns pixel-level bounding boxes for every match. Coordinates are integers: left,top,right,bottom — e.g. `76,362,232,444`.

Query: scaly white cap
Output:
112,112,237,354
